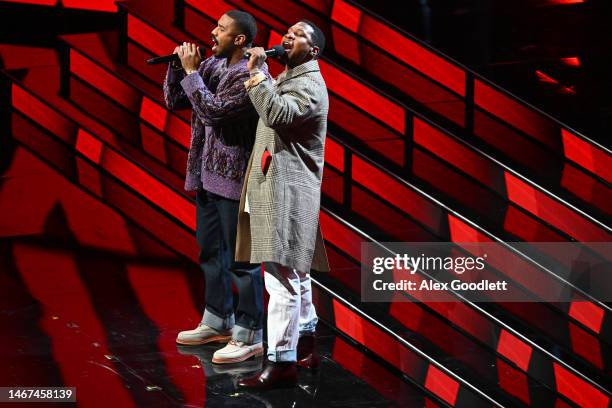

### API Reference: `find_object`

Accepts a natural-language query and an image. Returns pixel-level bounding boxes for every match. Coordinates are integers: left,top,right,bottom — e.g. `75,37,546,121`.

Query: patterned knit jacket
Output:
163,56,269,200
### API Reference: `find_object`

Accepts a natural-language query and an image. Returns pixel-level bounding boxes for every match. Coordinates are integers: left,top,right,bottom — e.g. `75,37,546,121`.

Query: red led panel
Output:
504,172,610,242
351,186,435,241
186,0,235,21
474,80,557,147
319,212,361,261
332,300,422,378
425,400,442,408
322,167,344,204
568,301,604,334
426,301,493,342
0,45,58,69
447,213,490,243
61,0,115,12
561,164,611,214
75,129,103,164
140,124,168,165
389,301,424,332
424,365,460,406
359,44,461,107
503,206,565,242
165,114,192,149
99,180,197,259
101,149,195,229
497,359,531,405
496,330,532,372
332,26,360,64
320,62,405,134
299,0,330,13
548,0,583,4
568,323,603,370
248,0,327,36
76,157,103,198
412,149,498,215
184,7,217,46
12,85,75,143
561,57,581,67
329,95,399,141
473,108,552,172
413,118,502,191
553,363,608,408
266,58,285,80
127,15,176,56
325,137,344,171
331,0,362,33
449,213,578,302
535,70,559,85
70,49,140,111
561,129,612,184
140,96,168,132
352,156,443,232
359,16,465,96
267,30,283,49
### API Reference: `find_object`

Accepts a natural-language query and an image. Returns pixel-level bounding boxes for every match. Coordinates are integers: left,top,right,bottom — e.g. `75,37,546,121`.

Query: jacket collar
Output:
275,59,320,85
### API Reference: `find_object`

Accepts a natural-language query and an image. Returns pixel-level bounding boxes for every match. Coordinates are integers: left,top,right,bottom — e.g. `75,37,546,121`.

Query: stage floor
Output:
0,233,430,407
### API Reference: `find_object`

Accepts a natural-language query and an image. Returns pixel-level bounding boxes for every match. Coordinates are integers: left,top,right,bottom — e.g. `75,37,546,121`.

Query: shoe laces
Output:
228,339,244,347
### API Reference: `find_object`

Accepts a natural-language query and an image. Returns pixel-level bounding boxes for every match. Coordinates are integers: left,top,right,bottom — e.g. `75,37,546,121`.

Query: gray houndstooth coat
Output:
235,60,330,273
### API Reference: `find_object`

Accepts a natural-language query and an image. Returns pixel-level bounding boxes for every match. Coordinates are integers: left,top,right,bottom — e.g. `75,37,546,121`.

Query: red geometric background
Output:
0,0,610,406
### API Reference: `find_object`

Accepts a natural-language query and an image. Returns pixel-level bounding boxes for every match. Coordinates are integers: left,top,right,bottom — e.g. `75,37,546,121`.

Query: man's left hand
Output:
178,42,201,74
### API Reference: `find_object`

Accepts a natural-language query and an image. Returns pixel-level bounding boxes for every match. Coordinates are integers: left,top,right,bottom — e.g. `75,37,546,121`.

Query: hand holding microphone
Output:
147,43,284,73
245,45,285,72
176,42,202,74
146,42,203,68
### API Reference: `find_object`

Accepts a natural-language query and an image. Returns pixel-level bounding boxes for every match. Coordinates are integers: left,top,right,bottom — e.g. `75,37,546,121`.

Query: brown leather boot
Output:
297,334,320,370
237,362,297,389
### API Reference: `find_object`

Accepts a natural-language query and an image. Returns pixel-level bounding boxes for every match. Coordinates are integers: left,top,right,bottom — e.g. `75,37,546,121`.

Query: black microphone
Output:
244,45,285,59
146,47,204,65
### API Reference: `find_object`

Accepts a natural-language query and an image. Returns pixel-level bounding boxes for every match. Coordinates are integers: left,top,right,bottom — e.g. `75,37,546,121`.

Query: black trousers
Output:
195,190,263,339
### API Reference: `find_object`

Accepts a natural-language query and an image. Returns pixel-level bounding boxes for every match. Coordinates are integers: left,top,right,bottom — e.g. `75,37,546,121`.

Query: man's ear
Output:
311,46,320,58
234,34,247,47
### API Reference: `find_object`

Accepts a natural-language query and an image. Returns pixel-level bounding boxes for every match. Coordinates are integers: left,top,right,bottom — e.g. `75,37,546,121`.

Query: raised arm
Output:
163,46,214,111
163,62,190,111
180,67,255,126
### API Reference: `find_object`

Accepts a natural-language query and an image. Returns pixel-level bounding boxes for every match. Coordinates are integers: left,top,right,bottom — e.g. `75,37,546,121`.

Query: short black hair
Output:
225,10,257,45
299,19,325,58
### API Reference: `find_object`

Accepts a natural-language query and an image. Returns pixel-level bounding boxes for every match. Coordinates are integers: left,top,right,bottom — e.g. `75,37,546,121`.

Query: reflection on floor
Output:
0,149,435,407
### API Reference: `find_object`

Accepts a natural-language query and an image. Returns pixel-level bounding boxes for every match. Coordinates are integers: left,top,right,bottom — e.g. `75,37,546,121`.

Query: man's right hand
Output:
246,47,267,72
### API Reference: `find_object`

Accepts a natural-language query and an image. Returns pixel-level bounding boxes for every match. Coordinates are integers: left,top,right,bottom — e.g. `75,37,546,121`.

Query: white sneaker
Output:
212,339,264,364
176,323,232,346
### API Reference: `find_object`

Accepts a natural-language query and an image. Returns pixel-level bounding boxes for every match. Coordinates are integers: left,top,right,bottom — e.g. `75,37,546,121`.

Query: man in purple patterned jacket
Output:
163,10,268,365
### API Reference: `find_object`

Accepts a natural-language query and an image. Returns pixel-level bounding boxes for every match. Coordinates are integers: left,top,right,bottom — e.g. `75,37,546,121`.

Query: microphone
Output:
146,47,204,65
244,45,285,59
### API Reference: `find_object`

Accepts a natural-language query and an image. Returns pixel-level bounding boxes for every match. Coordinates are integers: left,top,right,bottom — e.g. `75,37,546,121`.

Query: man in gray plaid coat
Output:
235,20,330,388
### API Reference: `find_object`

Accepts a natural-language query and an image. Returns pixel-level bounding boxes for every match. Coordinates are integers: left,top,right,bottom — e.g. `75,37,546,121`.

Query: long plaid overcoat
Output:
235,60,330,273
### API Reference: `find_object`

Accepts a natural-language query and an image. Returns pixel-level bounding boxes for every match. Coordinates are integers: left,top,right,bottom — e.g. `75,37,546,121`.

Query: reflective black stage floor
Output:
0,233,432,407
